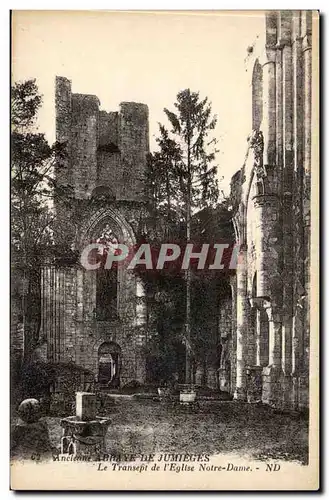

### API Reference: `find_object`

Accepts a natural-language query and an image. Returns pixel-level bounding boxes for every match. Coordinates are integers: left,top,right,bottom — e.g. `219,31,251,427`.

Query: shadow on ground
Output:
41,399,308,465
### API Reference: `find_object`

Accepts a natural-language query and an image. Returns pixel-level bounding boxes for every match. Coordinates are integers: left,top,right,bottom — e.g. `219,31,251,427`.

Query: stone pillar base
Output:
280,374,295,410
246,365,263,403
262,366,281,407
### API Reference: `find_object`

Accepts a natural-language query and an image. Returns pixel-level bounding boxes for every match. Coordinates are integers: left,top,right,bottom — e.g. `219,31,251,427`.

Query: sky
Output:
12,10,265,195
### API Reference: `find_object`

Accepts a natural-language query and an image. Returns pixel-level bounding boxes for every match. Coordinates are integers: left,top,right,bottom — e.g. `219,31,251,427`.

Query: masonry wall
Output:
55,76,149,204
217,295,233,393
118,102,149,201
230,11,313,411
40,264,147,386
45,77,150,387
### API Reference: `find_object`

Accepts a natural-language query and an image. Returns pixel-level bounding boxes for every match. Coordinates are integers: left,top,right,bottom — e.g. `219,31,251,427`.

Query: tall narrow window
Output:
95,224,119,320
96,268,118,320
252,60,263,131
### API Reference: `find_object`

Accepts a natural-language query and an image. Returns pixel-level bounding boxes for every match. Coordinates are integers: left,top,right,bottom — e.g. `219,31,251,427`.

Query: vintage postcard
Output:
10,10,319,490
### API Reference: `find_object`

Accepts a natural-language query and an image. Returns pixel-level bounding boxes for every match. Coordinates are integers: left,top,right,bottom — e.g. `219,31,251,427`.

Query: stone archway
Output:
78,206,138,323
97,341,121,388
78,207,136,250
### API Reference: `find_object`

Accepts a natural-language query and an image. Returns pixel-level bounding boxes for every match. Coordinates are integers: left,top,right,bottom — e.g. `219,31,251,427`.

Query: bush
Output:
19,361,95,415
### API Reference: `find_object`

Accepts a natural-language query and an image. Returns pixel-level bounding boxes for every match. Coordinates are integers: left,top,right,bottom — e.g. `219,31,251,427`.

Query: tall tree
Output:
11,79,67,358
145,126,184,241
145,89,220,385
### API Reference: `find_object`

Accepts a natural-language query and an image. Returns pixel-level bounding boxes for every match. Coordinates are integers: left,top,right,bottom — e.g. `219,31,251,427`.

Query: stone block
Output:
76,392,96,421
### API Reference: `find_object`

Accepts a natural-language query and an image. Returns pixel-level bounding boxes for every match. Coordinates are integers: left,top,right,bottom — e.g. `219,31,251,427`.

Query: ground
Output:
41,398,309,465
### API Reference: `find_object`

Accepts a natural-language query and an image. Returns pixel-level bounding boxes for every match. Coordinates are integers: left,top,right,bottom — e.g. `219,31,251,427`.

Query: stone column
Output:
253,194,281,298
288,12,306,409
279,13,294,394
299,11,312,410
302,11,312,363
275,41,285,407
276,43,283,178
302,12,312,179
229,276,237,394
234,246,248,400
267,308,282,368
76,269,84,322
256,308,262,366
262,49,276,167
254,196,267,297
262,303,282,406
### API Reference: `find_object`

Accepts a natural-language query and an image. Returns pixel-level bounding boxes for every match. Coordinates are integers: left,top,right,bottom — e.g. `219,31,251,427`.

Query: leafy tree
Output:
11,79,67,359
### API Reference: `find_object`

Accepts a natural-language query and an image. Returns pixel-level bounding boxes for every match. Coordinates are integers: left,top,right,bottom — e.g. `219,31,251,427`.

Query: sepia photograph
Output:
10,9,319,490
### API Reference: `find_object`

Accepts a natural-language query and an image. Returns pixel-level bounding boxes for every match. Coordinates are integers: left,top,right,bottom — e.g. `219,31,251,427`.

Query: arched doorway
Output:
98,342,121,387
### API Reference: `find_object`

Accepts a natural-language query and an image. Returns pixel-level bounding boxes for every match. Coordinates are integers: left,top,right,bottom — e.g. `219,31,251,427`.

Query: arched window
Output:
95,224,119,320
98,342,121,386
252,60,263,131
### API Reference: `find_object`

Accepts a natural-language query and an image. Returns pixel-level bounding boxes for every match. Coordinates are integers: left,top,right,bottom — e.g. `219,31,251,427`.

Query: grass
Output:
42,399,308,465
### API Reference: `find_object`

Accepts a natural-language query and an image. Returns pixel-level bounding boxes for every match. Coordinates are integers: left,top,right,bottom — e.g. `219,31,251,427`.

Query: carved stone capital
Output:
252,193,278,207
249,296,272,311
264,46,277,63
277,37,292,48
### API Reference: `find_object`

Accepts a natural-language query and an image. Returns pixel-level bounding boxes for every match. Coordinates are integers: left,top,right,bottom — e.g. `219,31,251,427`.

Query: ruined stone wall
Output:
55,77,149,203
118,102,149,202
40,264,147,385
97,152,121,195
230,11,313,410
71,94,99,199
55,76,72,187
98,111,119,147
44,77,150,386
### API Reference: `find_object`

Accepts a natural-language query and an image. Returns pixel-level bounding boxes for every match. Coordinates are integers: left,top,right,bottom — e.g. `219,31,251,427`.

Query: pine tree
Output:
145,89,220,385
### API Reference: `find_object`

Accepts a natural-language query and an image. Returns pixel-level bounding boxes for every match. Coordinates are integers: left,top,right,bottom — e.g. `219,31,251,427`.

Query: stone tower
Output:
40,77,149,388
